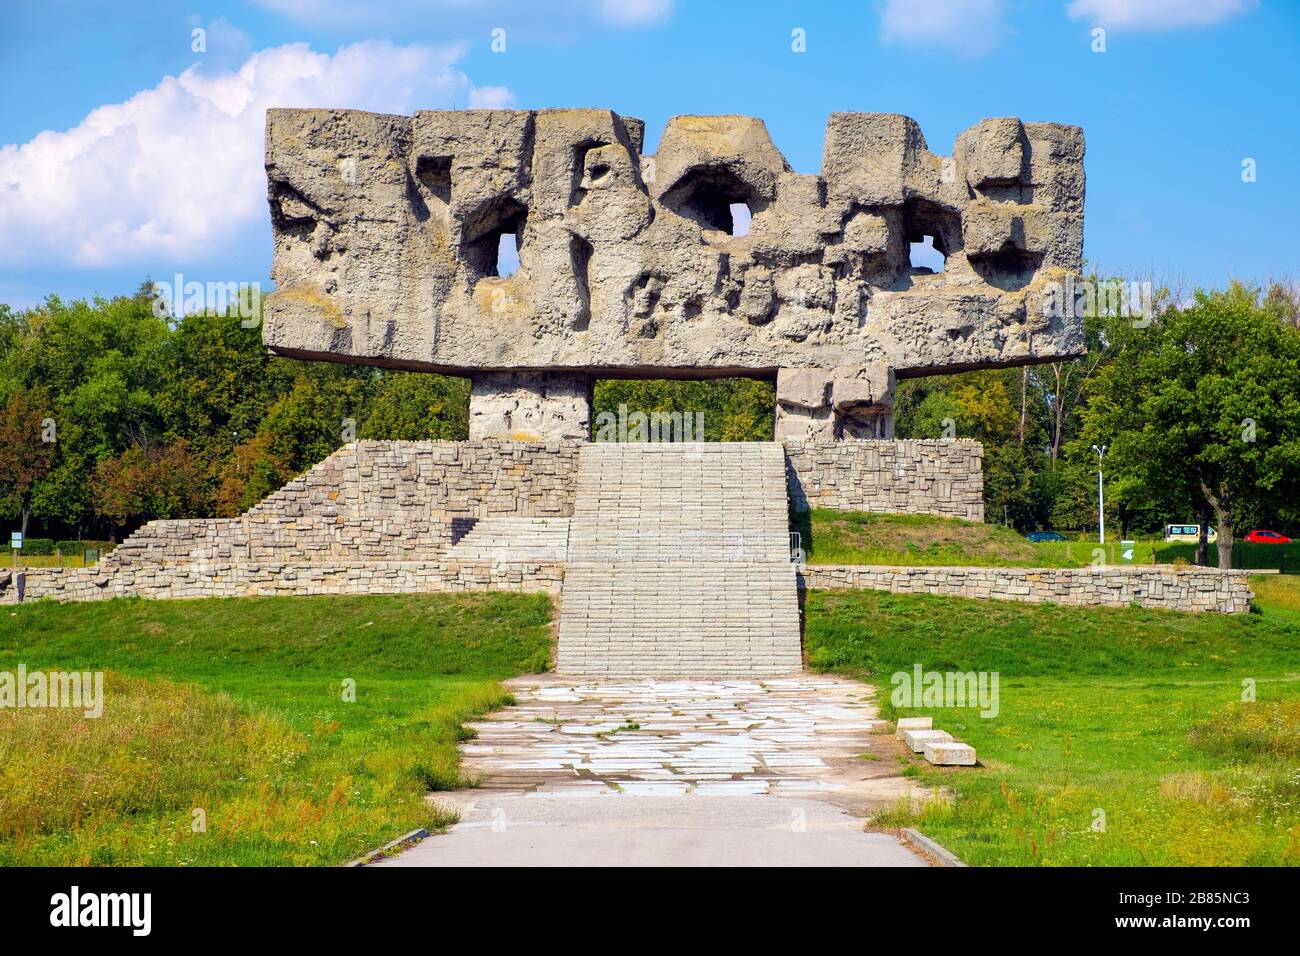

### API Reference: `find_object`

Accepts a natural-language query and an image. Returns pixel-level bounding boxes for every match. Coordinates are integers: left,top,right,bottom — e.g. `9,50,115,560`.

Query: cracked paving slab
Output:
379,673,931,867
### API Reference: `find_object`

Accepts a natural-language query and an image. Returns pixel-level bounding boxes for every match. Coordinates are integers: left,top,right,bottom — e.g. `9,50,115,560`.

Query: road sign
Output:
1121,539,1135,562
9,532,21,550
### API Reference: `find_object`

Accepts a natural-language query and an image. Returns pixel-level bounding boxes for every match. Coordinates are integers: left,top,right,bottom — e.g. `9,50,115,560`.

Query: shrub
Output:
1190,699,1300,760
54,540,115,556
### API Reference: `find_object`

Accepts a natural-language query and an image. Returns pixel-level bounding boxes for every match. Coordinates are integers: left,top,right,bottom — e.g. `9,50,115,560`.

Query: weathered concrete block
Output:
469,372,592,442
895,716,934,738
903,729,954,753
924,741,977,766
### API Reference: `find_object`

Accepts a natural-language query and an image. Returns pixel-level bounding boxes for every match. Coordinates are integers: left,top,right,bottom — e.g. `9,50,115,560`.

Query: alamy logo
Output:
891,664,1000,718
50,886,151,936
0,665,104,718
1041,275,1153,325
150,273,260,325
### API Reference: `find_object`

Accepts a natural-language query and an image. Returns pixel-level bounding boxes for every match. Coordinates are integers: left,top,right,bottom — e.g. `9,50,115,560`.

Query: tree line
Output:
895,281,1300,567
2,279,1297,568
0,285,467,542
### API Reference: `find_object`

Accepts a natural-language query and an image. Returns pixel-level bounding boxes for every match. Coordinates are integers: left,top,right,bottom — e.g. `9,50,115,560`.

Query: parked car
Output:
1163,524,1216,543
1244,529,1292,544
1026,531,1069,542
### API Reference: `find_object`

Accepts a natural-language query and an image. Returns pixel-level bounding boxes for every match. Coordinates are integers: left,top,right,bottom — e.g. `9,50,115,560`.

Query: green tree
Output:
1078,283,1300,568
256,365,373,474
0,388,56,535
157,306,292,474
593,378,774,441
92,440,206,539
360,372,470,440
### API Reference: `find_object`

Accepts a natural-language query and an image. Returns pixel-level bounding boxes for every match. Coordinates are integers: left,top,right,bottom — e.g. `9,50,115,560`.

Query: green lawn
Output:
7,566,1299,867
796,508,1297,572
0,592,552,866
4,554,95,568
805,576,1300,865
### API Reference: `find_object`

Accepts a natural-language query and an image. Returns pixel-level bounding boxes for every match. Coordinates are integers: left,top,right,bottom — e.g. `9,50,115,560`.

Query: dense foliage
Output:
895,281,1300,562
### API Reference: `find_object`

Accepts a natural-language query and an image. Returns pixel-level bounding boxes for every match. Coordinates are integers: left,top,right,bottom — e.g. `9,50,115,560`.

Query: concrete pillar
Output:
773,365,894,441
469,371,593,442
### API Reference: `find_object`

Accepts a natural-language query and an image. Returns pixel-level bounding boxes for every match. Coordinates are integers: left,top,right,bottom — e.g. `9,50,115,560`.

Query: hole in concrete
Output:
571,140,611,206
462,198,527,282
909,234,945,274
416,155,452,206
969,248,1045,291
902,199,961,280
570,234,593,331
267,181,321,240
497,231,520,277
729,202,751,237
660,164,766,236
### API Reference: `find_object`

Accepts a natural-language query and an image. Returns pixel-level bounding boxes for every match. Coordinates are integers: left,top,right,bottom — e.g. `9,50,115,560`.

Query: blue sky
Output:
1,0,1296,309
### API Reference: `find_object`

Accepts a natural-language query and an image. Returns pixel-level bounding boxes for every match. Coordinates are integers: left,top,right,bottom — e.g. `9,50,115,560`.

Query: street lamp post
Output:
1091,444,1107,544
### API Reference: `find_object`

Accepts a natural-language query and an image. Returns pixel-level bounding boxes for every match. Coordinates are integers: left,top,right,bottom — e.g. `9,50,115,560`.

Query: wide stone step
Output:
445,517,570,561
557,442,801,677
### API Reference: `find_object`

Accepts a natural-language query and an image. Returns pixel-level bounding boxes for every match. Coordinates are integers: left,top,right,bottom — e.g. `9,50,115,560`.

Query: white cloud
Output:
0,41,513,269
468,85,515,109
196,17,254,69
1066,0,1257,30
879,0,1006,56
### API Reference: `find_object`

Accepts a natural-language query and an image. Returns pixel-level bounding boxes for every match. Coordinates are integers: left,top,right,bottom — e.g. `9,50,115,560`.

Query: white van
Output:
1163,524,1217,543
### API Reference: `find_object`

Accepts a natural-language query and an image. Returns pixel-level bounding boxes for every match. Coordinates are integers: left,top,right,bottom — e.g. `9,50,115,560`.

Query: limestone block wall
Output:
799,564,1253,614
107,440,583,566
784,439,984,521
1,560,563,605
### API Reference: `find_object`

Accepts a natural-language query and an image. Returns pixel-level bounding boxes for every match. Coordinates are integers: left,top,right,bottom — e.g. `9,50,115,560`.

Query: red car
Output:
1244,529,1292,544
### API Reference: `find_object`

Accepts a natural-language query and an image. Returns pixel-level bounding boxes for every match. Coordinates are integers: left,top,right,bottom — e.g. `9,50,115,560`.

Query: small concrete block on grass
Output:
903,729,953,753
924,742,977,766
895,717,933,738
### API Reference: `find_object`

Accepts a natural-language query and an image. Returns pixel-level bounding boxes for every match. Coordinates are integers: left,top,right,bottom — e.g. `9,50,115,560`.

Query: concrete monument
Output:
261,109,1085,441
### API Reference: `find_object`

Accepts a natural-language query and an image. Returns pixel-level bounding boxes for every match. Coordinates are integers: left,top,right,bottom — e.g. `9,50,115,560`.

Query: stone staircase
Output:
444,517,571,562
556,442,802,676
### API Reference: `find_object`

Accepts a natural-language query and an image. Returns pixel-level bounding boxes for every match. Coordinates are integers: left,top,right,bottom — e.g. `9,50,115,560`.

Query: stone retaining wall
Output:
108,440,583,566
7,560,1251,614
799,564,1252,614
105,439,986,570
1,560,563,605
784,440,984,521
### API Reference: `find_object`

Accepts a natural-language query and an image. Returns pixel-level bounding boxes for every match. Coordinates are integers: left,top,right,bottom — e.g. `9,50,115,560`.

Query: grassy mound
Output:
796,509,1041,566
796,508,1298,572
804,586,1298,677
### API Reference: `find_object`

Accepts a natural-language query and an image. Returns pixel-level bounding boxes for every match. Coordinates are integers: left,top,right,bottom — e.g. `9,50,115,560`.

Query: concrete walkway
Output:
378,674,929,867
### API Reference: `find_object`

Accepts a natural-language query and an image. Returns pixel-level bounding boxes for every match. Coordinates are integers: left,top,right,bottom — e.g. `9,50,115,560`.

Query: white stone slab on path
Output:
378,672,931,867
